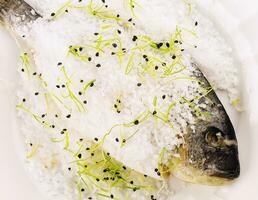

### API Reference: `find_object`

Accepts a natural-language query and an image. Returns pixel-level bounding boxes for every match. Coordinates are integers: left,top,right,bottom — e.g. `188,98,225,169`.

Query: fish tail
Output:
0,0,40,27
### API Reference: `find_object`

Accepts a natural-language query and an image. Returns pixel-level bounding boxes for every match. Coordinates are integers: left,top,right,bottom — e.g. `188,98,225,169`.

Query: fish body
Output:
0,0,240,187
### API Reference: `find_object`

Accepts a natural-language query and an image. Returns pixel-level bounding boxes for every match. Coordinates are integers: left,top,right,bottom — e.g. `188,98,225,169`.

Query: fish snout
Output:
203,126,240,180
172,124,240,185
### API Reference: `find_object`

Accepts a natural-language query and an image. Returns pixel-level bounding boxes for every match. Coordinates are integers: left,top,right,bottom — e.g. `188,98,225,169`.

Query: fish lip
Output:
201,144,241,180
205,162,240,180
171,158,239,186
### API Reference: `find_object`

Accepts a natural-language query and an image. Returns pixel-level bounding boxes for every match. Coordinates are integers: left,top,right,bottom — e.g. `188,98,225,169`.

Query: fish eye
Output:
204,127,224,147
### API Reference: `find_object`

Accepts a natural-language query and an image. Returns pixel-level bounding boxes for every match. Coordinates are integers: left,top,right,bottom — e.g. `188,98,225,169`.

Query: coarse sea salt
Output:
15,0,240,199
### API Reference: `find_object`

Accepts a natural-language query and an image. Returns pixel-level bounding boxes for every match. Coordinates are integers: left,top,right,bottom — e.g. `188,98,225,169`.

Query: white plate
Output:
0,0,258,199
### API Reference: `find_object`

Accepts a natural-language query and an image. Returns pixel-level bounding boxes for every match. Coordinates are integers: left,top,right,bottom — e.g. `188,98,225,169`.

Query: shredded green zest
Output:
231,98,242,112
152,103,175,128
70,140,158,199
67,46,91,62
54,0,197,80
60,66,86,112
179,86,214,120
66,83,85,112
51,0,73,19
129,0,140,17
81,79,96,94
67,26,196,80
20,52,31,78
16,103,51,127
125,51,136,74
26,144,41,159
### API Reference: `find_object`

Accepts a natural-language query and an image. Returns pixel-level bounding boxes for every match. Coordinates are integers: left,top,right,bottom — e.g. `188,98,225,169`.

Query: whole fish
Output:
0,0,240,188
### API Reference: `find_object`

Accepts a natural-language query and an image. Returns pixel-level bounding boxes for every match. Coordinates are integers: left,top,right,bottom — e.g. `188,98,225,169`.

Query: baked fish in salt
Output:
0,0,240,198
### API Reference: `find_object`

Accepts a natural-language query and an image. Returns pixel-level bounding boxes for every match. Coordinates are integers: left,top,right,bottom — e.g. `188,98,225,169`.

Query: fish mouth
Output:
170,160,236,185
169,144,240,186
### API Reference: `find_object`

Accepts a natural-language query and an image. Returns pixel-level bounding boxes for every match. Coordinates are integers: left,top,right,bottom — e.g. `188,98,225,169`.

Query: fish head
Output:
171,110,240,185
168,64,240,185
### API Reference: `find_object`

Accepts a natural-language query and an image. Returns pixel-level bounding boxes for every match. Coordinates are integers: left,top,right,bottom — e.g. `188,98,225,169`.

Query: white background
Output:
0,0,258,199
